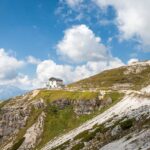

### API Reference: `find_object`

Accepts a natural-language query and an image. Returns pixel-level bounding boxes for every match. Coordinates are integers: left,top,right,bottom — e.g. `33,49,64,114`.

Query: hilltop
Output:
68,61,150,91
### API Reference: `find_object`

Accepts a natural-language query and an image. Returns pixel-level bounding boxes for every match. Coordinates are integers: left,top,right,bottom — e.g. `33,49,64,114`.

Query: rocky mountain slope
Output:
0,90,119,150
42,90,150,150
0,61,150,150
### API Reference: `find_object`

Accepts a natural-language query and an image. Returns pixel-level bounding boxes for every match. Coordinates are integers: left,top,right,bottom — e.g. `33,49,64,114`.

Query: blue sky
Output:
0,0,150,89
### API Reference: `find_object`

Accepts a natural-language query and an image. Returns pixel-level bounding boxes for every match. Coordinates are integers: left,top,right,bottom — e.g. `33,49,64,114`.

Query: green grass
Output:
36,106,96,149
68,67,126,89
104,91,124,102
35,90,99,103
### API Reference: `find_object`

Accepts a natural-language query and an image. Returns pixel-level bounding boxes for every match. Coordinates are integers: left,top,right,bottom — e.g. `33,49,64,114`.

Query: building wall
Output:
46,80,63,89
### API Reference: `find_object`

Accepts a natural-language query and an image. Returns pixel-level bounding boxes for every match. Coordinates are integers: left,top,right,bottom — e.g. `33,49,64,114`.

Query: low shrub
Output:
81,131,96,142
120,119,133,130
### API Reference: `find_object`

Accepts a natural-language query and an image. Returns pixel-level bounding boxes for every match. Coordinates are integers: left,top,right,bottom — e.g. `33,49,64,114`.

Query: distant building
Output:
46,77,64,89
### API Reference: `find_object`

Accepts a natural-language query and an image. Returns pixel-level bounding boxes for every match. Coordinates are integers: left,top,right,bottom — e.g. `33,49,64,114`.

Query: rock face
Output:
32,98,46,109
73,99,101,115
50,98,103,115
0,103,31,148
111,125,122,136
18,112,46,150
124,63,148,75
51,99,71,109
0,107,30,137
112,83,132,90
141,85,150,95
101,129,150,150
0,90,45,150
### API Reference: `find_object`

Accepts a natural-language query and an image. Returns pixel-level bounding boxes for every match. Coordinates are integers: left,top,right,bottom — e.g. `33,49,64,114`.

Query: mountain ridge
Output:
68,60,150,91
0,85,27,100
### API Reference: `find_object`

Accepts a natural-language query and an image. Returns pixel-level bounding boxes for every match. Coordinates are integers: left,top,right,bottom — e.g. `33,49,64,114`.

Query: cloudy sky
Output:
0,0,150,89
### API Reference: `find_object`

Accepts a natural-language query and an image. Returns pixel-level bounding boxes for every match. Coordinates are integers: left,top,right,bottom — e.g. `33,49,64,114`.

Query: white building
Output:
46,77,64,89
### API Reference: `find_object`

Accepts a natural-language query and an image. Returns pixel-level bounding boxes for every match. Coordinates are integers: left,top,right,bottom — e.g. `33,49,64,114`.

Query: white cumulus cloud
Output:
94,0,150,49
0,48,25,80
26,55,41,65
0,49,41,90
57,24,108,63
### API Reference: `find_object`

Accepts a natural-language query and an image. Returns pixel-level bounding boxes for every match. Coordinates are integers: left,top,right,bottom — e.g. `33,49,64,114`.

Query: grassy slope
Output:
35,90,99,149
35,90,124,149
68,65,150,90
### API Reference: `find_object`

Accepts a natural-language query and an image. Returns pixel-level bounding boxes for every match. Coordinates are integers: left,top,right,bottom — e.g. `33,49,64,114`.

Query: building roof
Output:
49,77,63,82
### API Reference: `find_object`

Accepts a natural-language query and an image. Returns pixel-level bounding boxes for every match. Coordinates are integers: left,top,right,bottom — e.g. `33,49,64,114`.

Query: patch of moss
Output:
80,125,108,143
74,130,89,140
93,124,107,134
120,119,134,130
73,124,107,144
81,131,96,142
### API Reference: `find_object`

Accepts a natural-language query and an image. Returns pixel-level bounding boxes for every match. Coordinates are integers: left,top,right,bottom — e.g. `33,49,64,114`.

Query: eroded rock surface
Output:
18,112,46,150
